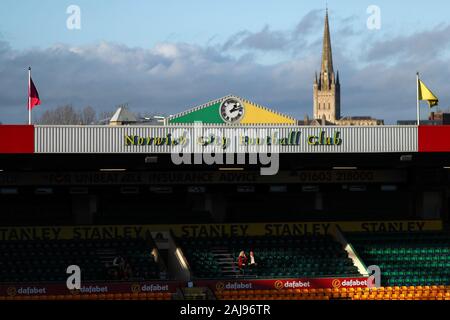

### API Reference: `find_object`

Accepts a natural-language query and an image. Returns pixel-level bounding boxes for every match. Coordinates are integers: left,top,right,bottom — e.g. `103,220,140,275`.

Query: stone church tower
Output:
313,9,340,123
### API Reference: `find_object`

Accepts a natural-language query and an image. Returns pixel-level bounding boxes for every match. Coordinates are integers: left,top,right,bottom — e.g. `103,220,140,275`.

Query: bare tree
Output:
37,105,100,125
38,105,81,125
80,106,96,125
36,104,161,125
98,110,116,124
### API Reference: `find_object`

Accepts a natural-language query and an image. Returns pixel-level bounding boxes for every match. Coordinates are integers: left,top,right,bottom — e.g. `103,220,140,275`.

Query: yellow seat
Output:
122,293,131,300
131,292,139,299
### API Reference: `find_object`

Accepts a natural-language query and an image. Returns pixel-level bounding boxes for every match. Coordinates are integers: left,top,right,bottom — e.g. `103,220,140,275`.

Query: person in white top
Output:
249,251,257,266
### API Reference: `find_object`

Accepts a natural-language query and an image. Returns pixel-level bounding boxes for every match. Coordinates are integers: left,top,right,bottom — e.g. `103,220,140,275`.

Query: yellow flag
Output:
418,79,439,108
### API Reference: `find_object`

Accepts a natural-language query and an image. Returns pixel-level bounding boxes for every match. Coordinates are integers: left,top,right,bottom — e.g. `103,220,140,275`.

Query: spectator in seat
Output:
237,251,247,271
112,255,127,280
113,256,125,270
249,251,257,267
123,262,133,280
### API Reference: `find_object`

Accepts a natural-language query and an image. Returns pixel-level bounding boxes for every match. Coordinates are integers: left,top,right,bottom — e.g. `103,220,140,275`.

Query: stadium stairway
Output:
331,225,369,276
96,247,118,270
210,247,240,278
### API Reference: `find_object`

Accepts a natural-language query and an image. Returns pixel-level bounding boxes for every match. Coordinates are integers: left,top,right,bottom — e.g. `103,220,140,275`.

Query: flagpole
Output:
28,67,31,125
416,72,420,126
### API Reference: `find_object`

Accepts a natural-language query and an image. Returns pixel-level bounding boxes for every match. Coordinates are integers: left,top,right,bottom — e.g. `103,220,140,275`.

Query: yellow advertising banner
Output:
0,220,442,241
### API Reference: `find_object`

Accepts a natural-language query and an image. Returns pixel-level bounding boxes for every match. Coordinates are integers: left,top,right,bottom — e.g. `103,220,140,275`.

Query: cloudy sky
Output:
1,0,450,124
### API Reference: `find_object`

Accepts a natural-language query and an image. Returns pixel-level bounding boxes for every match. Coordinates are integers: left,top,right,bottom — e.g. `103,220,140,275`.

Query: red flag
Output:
28,76,41,110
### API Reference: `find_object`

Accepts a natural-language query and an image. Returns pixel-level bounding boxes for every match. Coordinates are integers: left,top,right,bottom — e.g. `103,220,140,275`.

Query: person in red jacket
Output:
237,251,247,270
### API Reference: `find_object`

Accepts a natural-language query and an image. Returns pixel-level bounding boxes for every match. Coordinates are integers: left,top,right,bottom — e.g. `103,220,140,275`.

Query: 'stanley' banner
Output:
0,220,442,241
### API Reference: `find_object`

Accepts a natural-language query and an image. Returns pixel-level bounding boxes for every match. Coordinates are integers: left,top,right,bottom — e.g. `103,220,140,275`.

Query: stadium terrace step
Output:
210,247,241,277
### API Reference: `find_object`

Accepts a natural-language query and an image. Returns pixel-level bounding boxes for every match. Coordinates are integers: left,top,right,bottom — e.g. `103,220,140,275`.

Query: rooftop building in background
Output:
109,105,137,126
429,111,450,125
397,111,450,126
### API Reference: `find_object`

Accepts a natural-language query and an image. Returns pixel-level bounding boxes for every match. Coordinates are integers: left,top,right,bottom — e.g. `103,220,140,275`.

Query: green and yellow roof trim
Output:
167,95,297,125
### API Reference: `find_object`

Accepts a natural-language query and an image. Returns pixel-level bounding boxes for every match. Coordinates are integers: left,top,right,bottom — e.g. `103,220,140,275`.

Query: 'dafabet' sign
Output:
0,281,180,296
194,277,370,291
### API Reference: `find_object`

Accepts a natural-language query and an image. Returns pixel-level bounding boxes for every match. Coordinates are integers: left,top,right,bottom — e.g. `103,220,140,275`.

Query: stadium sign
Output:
195,277,370,291
6,124,450,154
0,170,407,185
0,278,371,297
124,130,342,148
29,125,418,154
0,281,180,296
0,220,442,241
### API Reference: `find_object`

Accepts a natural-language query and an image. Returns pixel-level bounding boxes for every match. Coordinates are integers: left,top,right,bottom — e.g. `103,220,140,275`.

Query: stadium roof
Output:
167,95,297,125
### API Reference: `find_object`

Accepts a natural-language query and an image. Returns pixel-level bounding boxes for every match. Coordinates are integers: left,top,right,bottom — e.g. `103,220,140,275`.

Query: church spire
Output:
313,7,340,123
321,8,334,76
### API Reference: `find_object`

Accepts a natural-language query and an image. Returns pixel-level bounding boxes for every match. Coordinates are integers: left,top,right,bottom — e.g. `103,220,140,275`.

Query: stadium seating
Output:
214,286,450,300
0,292,173,301
0,239,162,283
347,232,450,286
178,235,360,279
1,286,448,301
